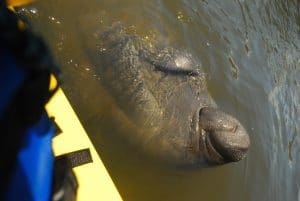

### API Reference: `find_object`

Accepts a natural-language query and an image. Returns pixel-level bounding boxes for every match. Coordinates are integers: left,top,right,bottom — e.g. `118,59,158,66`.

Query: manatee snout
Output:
198,107,250,164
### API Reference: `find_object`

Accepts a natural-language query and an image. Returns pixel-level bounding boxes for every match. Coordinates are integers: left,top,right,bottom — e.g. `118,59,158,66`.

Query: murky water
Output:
17,0,300,200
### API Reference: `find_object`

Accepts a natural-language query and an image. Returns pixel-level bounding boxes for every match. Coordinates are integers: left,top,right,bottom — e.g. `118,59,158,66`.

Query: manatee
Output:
82,23,250,167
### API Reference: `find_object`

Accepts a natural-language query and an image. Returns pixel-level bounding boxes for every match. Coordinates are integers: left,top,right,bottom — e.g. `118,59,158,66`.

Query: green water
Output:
17,0,300,200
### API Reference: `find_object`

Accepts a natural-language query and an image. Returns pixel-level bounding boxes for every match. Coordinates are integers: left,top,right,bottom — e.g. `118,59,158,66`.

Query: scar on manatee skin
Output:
244,37,251,56
228,56,238,80
288,127,297,161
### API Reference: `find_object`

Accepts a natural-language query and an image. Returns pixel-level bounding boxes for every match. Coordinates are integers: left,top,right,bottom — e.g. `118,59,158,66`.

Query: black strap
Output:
52,149,93,201
55,148,93,168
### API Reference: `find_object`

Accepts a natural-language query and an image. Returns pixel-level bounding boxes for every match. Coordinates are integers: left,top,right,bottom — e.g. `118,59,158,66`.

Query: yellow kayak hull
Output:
46,89,123,201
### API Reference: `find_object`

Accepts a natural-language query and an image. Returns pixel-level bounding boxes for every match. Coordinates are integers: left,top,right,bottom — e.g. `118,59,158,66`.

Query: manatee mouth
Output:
197,107,250,164
203,130,226,163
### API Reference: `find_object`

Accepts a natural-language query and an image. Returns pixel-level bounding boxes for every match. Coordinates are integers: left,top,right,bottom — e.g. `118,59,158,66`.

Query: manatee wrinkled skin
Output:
84,23,250,167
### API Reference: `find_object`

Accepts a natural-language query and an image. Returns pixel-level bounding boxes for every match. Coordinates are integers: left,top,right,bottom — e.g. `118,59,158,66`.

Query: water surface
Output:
17,0,300,200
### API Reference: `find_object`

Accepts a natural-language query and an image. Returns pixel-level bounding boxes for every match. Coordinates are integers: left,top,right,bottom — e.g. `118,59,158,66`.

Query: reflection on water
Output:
17,0,299,200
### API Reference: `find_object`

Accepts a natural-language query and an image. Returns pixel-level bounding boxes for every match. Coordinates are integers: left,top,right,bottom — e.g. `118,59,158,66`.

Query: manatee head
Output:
83,23,250,167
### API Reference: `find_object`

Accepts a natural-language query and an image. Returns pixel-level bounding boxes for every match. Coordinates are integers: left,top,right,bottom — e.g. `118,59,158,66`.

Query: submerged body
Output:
84,23,250,167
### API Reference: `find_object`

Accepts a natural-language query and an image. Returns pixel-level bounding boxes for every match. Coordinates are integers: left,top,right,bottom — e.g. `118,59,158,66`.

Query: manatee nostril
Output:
199,107,250,163
199,107,237,132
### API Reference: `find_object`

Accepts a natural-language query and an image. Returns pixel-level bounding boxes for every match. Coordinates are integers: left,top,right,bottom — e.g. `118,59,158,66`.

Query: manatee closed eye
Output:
82,22,250,167
141,47,200,76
